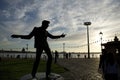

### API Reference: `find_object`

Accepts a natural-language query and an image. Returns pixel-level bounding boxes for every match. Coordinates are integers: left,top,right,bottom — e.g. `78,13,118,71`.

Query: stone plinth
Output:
20,72,64,80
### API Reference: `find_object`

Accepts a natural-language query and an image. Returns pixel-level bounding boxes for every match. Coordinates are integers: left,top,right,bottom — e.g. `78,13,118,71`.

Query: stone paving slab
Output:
58,58,103,80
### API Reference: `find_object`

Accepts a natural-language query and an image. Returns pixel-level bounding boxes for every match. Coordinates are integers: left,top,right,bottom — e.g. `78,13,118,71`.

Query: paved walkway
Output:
58,58,103,80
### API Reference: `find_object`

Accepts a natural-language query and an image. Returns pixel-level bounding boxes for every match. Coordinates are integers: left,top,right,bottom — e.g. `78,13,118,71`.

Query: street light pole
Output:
26,44,28,58
63,43,65,58
63,43,65,52
99,32,103,53
84,22,91,59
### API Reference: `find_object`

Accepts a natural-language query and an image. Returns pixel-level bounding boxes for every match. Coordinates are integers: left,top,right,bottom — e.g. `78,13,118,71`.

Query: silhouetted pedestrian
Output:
77,54,80,58
69,53,71,58
84,55,86,59
54,50,59,64
0,57,1,61
104,53,118,80
66,53,68,59
98,49,108,78
11,20,66,79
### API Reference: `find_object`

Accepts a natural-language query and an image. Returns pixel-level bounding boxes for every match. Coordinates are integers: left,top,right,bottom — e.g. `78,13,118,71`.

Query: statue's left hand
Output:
11,35,20,38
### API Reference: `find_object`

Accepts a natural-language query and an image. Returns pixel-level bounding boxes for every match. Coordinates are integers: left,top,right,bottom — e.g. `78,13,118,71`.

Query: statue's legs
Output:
44,47,53,78
31,48,43,78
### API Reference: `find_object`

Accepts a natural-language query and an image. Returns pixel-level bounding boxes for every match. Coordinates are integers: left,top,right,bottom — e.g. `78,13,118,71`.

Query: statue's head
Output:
42,20,50,29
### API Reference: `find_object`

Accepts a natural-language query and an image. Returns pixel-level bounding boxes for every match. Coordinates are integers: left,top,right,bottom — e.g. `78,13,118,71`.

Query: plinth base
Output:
20,72,64,80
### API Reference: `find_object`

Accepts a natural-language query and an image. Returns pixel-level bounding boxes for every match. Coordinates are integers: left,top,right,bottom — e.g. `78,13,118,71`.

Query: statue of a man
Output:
11,20,66,79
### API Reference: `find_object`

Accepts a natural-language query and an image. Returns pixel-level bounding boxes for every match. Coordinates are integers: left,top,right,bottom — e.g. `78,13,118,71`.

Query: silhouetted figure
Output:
11,20,66,79
99,49,107,70
104,53,118,80
54,50,59,64
69,53,71,58
98,49,108,78
77,54,80,58
0,57,1,61
84,55,86,59
66,53,68,59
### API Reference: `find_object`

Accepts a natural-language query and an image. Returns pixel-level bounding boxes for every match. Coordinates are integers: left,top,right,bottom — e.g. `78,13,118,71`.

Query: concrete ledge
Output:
20,72,64,80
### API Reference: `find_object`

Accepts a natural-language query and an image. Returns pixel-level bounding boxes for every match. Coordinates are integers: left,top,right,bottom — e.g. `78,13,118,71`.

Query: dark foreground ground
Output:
58,58,103,80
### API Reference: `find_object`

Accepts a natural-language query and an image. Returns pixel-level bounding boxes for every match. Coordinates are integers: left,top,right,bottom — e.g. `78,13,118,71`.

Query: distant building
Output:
102,36,120,54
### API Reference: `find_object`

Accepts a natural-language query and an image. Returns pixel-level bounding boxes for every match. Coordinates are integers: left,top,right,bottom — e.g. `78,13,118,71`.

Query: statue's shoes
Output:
31,77,38,80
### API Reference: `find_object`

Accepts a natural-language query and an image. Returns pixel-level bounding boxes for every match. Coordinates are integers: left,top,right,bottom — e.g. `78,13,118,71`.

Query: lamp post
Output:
63,43,65,58
26,44,28,58
99,32,103,53
84,22,91,59
63,43,65,52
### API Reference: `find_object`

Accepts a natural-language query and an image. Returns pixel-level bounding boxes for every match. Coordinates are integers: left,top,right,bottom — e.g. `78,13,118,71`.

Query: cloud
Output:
0,0,120,52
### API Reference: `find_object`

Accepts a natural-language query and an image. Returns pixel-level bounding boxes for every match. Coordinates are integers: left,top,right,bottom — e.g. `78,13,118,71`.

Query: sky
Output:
0,0,120,52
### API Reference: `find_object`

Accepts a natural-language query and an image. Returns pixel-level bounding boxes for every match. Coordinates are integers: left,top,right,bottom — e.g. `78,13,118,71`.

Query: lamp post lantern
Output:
99,32,103,53
84,22,91,59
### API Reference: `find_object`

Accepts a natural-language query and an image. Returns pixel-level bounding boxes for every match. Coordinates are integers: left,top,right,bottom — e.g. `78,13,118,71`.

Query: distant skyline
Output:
0,0,120,52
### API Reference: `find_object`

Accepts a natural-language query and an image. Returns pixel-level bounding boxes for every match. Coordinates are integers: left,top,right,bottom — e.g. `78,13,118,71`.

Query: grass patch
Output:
0,58,66,80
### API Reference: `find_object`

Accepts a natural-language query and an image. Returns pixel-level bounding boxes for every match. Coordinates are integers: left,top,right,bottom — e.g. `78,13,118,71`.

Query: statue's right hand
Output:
11,35,20,38
61,33,66,38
